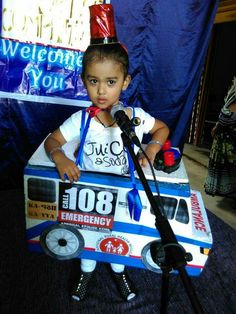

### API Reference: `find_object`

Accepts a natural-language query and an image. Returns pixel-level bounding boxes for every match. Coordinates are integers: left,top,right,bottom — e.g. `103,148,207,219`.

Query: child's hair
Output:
81,43,129,80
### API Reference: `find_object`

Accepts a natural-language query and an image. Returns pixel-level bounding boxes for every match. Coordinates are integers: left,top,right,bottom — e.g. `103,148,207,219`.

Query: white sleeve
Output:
134,107,155,134
59,110,83,142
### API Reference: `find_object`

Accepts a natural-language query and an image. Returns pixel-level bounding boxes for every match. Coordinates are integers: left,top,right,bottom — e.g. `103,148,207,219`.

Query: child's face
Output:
83,58,130,109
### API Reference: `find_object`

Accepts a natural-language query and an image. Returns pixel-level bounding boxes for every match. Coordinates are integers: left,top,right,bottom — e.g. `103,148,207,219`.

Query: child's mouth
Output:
97,98,107,104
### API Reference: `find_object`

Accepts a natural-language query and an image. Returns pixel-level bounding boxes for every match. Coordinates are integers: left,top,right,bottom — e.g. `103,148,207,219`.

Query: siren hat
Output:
89,4,118,45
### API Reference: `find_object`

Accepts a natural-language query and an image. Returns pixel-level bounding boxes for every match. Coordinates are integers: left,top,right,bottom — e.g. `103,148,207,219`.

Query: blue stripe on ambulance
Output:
26,221,57,239
26,220,211,249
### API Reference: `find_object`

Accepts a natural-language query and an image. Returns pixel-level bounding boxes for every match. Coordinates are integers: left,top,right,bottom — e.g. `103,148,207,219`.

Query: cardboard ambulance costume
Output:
24,139,212,277
24,4,212,277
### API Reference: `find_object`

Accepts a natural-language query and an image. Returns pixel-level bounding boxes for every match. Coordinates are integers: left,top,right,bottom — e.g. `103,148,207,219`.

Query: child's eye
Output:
107,80,116,86
89,79,97,85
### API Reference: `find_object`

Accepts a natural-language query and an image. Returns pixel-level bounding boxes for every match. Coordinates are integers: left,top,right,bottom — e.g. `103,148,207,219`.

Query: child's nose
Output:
98,83,105,95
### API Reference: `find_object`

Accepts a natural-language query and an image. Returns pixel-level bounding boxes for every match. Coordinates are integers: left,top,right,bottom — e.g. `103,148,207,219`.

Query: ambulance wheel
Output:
40,224,84,260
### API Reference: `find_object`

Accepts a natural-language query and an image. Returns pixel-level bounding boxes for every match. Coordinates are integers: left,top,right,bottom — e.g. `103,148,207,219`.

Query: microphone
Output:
110,103,141,147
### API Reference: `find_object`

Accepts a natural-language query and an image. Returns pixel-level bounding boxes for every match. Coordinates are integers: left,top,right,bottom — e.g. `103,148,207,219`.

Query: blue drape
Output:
113,0,219,147
0,0,219,188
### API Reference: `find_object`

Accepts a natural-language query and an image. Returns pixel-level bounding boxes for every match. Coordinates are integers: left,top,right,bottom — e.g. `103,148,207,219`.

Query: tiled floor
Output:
183,144,236,230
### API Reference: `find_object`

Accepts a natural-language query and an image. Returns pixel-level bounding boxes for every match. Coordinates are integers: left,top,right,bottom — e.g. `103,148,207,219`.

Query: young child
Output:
44,4,169,302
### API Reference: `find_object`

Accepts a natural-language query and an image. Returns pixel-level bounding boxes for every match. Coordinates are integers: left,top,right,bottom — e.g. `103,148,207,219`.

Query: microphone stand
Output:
121,132,204,314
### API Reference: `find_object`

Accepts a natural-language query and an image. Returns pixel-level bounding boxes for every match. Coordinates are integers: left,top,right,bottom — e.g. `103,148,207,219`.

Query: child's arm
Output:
44,129,81,182
139,119,169,167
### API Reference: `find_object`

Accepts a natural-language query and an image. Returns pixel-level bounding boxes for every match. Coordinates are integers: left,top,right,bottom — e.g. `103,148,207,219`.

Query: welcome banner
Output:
0,0,104,106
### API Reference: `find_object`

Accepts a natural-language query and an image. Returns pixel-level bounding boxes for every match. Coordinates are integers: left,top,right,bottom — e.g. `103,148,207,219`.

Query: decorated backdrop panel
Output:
0,0,100,103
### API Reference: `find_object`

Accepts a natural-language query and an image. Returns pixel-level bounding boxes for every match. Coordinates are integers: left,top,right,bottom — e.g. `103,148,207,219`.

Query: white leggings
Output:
81,258,125,273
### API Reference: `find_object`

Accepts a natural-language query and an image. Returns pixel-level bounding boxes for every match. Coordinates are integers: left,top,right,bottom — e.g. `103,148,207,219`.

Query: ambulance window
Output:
28,178,56,202
175,199,189,224
160,196,177,219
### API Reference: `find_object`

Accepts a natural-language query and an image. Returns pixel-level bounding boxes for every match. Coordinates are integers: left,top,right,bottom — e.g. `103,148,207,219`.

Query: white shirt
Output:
60,107,155,175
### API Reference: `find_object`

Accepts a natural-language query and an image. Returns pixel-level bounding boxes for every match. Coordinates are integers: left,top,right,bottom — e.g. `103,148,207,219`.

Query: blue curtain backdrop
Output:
113,0,219,145
0,0,219,189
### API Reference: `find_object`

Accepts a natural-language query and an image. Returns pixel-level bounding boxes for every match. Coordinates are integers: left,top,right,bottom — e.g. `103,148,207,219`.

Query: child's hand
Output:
54,156,81,182
139,145,160,167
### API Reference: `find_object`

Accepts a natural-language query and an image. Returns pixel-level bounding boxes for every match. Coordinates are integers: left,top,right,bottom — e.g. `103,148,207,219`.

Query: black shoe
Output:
71,271,94,301
113,271,137,301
